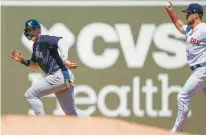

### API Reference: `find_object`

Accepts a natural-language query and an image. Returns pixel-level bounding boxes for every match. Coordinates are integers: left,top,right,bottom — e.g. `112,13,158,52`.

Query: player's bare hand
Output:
10,48,23,62
165,1,173,13
68,62,78,69
63,60,78,69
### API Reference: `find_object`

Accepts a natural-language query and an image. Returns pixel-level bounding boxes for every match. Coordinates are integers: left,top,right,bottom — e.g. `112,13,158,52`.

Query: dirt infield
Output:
2,115,187,135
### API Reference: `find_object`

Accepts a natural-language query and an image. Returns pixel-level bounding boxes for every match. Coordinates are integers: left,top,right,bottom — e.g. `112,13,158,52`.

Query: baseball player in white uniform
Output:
165,2,206,132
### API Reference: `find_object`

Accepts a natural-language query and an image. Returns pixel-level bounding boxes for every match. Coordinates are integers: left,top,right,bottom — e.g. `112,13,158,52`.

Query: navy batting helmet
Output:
24,19,41,40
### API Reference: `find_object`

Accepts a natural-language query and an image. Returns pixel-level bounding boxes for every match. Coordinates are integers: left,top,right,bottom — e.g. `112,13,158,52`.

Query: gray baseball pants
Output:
171,66,206,132
24,68,89,117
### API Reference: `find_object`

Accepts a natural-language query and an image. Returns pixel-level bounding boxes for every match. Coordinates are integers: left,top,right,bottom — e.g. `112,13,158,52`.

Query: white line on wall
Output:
1,1,206,7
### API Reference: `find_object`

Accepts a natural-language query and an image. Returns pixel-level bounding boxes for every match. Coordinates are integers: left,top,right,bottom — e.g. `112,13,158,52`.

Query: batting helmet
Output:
24,19,41,40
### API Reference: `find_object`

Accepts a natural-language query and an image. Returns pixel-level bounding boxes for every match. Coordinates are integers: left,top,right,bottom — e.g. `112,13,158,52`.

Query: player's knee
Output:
177,91,190,103
177,93,186,106
24,91,31,99
24,89,36,99
177,93,183,102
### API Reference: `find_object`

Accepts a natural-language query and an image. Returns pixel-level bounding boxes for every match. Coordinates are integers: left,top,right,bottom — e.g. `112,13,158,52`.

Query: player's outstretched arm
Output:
63,60,78,69
10,48,39,70
165,1,185,33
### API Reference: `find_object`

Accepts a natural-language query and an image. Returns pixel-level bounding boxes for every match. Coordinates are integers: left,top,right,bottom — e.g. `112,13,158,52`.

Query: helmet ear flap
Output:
24,29,31,40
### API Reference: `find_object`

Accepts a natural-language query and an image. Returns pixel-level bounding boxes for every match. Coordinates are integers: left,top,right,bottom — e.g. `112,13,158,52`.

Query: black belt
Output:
190,64,202,71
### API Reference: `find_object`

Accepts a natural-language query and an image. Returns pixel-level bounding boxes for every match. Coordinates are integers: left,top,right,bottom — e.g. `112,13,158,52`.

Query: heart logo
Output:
21,23,75,54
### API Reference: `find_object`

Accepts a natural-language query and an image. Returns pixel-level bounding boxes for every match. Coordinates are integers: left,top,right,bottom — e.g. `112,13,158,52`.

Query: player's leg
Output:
55,86,90,117
54,69,90,117
171,67,206,132
24,70,68,116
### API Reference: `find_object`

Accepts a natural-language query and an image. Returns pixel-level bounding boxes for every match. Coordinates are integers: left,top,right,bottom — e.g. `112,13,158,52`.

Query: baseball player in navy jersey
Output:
165,2,206,132
10,19,89,117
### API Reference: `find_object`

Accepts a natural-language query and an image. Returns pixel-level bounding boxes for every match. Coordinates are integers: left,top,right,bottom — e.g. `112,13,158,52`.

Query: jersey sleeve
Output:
181,25,187,35
181,25,192,35
57,37,69,61
48,36,62,48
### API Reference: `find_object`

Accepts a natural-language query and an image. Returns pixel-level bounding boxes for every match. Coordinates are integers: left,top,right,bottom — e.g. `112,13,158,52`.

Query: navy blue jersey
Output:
31,35,66,74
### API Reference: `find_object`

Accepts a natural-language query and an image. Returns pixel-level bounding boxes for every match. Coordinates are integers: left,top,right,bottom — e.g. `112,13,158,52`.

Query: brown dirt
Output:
2,115,188,135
